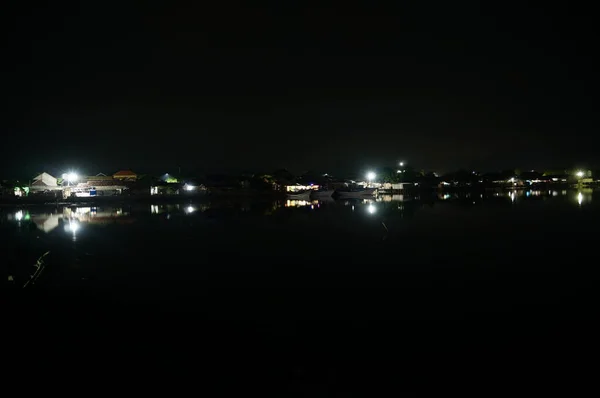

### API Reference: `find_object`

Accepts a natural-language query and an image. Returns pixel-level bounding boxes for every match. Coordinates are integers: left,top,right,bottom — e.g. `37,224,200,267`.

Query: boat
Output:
335,187,378,198
286,190,312,200
311,189,335,199
70,186,98,198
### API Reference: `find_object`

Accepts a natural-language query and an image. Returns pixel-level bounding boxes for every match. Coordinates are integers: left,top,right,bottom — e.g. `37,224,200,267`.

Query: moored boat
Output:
335,187,377,198
311,189,335,199
286,190,312,200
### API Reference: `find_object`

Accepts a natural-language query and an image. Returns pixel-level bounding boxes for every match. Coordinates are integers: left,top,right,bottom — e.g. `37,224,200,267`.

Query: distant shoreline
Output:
1,185,594,207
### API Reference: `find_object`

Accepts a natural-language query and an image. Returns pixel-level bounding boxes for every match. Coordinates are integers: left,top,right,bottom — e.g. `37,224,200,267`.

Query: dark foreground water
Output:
5,190,599,394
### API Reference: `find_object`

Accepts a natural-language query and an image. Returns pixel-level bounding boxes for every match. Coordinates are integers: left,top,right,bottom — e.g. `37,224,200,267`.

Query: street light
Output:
366,172,376,187
62,172,79,186
576,171,585,178
399,161,405,167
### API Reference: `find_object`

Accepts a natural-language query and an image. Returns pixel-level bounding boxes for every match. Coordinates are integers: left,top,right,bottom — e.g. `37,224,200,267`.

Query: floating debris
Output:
23,251,50,288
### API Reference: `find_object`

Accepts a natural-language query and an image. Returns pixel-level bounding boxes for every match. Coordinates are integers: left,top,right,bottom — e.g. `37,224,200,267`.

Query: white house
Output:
30,173,59,190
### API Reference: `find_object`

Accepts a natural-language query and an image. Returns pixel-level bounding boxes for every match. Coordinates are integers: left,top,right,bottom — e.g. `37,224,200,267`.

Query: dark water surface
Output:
5,190,599,393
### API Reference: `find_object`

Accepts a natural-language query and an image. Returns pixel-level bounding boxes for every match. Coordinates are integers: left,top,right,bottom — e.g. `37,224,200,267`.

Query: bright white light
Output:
366,172,376,181
578,192,583,205
63,172,79,183
509,191,516,202
367,204,376,214
185,184,195,191
65,220,80,234
399,162,404,167
15,210,23,221
576,171,585,178
185,206,195,214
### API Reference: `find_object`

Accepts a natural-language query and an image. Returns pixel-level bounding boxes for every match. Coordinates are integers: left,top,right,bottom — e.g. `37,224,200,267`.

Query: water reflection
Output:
285,199,318,208
64,219,80,234
32,214,60,233
63,206,128,223
185,205,196,214
377,195,405,202
3,189,597,234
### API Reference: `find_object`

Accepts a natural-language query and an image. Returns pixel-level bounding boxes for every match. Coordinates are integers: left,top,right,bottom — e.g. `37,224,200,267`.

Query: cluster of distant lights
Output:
57,166,586,189
14,164,592,225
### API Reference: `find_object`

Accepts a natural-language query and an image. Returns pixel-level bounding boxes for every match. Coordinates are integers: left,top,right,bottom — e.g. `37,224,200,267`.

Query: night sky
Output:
4,2,598,178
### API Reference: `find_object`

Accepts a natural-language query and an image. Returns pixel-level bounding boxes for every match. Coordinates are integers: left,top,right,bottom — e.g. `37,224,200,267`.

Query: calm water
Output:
5,189,599,393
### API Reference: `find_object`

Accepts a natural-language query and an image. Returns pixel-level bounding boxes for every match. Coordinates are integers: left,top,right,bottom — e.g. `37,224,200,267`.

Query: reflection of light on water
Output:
552,191,558,197
151,205,159,214
185,206,196,214
509,191,516,202
64,219,80,235
377,195,405,202
578,192,583,206
367,204,376,214
15,210,23,221
443,194,451,200
285,200,316,207
351,205,355,212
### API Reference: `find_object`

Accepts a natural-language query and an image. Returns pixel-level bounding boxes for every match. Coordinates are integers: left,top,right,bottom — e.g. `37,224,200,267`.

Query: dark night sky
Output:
4,1,598,178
